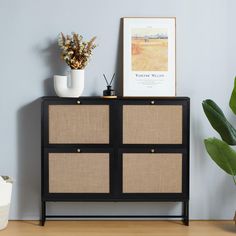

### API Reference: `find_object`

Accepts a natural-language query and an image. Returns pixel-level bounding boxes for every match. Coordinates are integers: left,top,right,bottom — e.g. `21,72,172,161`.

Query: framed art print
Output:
123,17,176,96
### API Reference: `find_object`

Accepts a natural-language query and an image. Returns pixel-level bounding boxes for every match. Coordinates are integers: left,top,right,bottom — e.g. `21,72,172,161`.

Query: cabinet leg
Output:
41,201,46,226
182,201,189,226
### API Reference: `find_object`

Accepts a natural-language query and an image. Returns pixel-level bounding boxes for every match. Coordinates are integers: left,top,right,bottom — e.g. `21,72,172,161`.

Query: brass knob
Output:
77,149,81,153
150,100,155,105
150,149,155,153
77,100,81,104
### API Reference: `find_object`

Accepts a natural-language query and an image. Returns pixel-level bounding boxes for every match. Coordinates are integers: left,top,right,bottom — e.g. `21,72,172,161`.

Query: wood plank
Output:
0,221,235,236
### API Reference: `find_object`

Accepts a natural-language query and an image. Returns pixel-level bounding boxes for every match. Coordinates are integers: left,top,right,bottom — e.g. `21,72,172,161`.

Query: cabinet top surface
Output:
41,96,190,101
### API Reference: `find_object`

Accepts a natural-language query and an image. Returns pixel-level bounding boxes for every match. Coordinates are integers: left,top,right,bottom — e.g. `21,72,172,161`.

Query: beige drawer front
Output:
49,153,110,193
49,105,109,144
123,153,182,193
123,105,182,144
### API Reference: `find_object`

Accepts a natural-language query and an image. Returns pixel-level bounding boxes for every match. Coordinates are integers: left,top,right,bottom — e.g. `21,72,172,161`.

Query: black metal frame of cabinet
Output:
41,96,190,226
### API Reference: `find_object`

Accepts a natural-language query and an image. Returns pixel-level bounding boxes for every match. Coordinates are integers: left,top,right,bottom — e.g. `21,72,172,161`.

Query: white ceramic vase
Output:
54,69,84,97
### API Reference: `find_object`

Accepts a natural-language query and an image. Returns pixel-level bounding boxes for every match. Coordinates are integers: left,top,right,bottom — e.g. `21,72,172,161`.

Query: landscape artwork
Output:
131,28,168,71
123,18,175,97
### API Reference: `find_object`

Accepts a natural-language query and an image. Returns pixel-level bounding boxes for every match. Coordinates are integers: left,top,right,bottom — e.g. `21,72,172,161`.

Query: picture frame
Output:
123,17,176,97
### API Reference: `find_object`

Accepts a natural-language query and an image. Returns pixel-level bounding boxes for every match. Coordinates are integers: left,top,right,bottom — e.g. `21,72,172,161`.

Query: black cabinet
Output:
41,97,190,225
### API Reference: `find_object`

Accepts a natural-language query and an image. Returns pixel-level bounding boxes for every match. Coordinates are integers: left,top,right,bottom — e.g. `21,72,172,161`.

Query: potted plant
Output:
54,32,97,97
202,77,236,222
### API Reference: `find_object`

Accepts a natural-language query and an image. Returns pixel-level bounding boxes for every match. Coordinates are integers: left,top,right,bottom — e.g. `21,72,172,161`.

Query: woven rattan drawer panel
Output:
123,105,182,144
49,153,110,193
49,105,109,144
123,153,182,193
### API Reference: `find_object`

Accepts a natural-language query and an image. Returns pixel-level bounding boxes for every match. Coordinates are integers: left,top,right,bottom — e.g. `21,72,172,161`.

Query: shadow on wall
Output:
209,176,236,219
37,39,67,96
15,39,65,219
46,201,182,218
16,99,41,219
114,19,123,96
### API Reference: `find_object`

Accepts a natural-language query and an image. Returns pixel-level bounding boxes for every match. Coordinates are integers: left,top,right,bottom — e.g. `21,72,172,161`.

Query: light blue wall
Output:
0,0,236,220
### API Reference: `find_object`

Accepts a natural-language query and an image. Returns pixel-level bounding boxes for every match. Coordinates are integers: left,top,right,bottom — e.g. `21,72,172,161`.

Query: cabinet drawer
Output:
122,153,182,193
123,105,182,144
48,153,110,193
48,105,109,144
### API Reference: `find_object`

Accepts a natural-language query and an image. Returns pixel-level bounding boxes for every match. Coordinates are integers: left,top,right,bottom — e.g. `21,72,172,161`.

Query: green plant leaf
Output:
229,77,236,115
204,137,236,175
202,99,236,145
203,99,226,117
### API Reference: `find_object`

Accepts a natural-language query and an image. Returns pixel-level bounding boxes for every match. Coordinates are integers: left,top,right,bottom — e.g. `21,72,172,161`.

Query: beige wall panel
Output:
49,105,109,144
49,153,110,193
123,105,182,144
123,153,182,193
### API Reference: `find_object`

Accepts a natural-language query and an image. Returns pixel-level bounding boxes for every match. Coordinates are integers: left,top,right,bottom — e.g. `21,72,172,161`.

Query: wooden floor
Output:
0,221,235,236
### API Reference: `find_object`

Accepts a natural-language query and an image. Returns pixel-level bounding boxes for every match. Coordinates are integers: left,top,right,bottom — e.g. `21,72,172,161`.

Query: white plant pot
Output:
54,69,84,97
0,176,13,230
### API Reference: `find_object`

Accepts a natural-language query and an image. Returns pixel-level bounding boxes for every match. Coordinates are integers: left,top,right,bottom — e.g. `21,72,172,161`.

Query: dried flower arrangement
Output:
58,32,97,70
